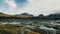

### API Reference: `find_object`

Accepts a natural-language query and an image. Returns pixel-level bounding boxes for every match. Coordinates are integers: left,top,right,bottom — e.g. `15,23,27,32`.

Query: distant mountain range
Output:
0,12,60,20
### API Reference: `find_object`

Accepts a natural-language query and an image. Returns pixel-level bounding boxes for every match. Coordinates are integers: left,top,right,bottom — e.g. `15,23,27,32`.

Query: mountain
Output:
48,13,60,18
14,13,34,18
38,14,44,17
0,12,12,17
0,12,60,20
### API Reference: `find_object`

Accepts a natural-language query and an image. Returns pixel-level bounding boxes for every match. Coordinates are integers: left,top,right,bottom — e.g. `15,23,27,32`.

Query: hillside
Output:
0,12,12,17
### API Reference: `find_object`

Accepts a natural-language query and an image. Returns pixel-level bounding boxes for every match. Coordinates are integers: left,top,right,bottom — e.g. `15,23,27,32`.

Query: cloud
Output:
17,0,60,16
0,0,60,16
5,0,16,8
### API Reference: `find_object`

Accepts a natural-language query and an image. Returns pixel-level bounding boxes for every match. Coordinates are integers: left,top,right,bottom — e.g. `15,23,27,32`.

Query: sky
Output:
0,0,60,16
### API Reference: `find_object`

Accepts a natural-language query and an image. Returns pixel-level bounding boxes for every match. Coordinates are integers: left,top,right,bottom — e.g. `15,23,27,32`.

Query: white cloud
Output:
17,0,60,16
5,0,16,8
2,0,60,16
